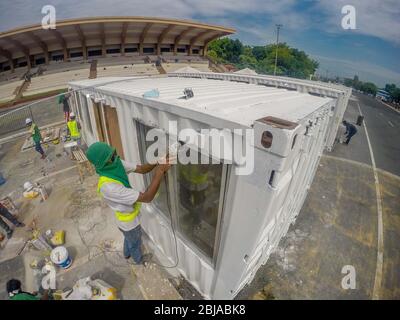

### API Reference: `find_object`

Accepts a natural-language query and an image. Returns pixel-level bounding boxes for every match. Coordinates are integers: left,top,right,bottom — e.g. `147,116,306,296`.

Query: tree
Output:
360,82,377,96
207,38,319,79
206,49,219,61
384,84,400,102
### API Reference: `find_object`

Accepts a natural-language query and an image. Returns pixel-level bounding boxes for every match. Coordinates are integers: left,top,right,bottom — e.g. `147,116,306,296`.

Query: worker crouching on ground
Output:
342,120,358,145
25,118,46,159
0,202,24,239
67,112,81,145
6,279,48,300
86,142,172,266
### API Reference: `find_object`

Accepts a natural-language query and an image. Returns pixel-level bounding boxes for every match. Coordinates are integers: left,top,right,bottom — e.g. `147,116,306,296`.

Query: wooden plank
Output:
104,105,125,159
92,100,106,142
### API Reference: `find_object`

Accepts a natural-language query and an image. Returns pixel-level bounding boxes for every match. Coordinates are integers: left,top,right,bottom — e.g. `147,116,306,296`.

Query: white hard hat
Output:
25,118,32,125
70,112,75,118
24,181,34,191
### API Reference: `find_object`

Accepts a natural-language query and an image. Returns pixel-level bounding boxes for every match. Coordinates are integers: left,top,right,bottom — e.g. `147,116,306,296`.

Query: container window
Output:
175,160,224,259
261,131,273,148
136,122,170,217
136,121,227,261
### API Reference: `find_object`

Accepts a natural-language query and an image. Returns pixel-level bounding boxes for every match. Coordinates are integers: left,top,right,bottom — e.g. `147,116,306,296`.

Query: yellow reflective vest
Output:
67,120,80,138
180,165,208,185
97,176,141,223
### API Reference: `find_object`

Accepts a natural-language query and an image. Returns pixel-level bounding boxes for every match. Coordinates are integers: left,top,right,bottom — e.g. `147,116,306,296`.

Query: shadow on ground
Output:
237,156,400,300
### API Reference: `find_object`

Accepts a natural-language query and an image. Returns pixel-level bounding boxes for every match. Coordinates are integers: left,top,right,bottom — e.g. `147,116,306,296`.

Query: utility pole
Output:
274,24,282,76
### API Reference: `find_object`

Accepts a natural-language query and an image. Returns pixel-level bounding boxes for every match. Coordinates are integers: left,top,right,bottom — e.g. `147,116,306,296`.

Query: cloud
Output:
0,0,398,86
314,0,400,44
313,54,400,87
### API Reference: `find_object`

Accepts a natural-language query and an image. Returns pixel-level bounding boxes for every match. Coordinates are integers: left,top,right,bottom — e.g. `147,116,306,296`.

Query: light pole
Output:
274,24,282,76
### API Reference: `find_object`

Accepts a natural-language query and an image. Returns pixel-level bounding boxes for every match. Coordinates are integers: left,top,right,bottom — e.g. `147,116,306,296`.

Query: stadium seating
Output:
0,68,27,83
0,55,213,101
24,69,90,96
162,62,212,73
97,64,159,77
0,79,24,103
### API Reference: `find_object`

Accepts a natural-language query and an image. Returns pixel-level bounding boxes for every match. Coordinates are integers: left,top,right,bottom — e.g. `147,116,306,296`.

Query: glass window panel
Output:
176,159,223,259
137,122,170,216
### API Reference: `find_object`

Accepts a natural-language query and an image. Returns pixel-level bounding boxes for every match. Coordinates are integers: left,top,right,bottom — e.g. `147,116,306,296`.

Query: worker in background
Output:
25,118,46,159
61,93,71,122
342,120,358,145
179,164,209,229
6,279,48,300
0,202,25,239
67,112,81,145
86,142,172,266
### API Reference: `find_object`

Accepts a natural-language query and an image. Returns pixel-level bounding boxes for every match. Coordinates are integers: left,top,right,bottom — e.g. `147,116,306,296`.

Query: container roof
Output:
70,76,334,128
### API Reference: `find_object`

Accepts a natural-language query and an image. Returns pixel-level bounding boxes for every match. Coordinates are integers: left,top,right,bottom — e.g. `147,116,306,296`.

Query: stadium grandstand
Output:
0,16,235,105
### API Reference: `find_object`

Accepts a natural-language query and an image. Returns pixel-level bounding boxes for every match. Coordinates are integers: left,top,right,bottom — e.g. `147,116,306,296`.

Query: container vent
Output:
257,116,298,130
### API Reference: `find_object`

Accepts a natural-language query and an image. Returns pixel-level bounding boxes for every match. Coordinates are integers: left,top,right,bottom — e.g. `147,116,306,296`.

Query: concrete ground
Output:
0,128,182,300
237,93,400,300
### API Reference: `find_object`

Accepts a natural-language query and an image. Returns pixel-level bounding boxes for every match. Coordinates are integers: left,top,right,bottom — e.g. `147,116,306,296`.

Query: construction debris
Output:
21,126,60,151
61,277,117,300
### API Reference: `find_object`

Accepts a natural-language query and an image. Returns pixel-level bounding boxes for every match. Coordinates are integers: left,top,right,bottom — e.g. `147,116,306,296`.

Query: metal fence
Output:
0,95,64,139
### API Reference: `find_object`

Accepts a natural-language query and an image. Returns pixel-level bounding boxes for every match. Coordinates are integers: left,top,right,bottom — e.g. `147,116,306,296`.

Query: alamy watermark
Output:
341,265,356,290
41,5,56,29
144,121,255,176
341,5,356,30
41,263,56,290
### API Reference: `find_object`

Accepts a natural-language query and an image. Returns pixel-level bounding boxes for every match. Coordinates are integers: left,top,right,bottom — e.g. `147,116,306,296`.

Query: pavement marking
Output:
380,100,400,114
323,155,400,181
356,102,384,300
388,121,394,127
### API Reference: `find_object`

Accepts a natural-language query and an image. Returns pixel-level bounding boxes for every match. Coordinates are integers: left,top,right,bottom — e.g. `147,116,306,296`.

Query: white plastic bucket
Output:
50,246,72,269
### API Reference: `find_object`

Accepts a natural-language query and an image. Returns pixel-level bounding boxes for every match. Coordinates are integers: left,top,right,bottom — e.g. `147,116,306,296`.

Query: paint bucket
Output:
50,246,72,269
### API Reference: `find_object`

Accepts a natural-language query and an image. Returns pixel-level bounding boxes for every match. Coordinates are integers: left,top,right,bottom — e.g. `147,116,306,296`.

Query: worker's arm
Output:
40,289,49,300
134,163,157,174
137,163,171,203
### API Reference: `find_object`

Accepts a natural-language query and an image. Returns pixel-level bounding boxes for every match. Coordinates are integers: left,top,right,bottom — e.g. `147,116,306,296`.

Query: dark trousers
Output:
119,225,143,264
345,132,356,144
0,206,19,234
34,141,44,155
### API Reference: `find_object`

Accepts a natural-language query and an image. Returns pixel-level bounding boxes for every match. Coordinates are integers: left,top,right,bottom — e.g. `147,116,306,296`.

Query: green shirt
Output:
31,123,41,143
10,293,40,300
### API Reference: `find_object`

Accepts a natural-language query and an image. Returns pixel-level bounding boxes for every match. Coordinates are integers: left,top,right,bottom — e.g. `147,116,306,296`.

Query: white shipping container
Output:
69,73,350,299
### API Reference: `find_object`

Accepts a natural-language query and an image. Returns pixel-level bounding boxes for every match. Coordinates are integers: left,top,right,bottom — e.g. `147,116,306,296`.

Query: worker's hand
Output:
157,156,173,173
158,153,176,165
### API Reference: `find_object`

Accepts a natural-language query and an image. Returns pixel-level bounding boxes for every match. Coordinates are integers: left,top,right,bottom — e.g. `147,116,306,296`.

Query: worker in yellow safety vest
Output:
86,142,172,266
67,112,81,145
178,164,209,227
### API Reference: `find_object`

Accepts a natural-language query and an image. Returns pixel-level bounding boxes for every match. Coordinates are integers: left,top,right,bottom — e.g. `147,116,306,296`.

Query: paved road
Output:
354,93,400,176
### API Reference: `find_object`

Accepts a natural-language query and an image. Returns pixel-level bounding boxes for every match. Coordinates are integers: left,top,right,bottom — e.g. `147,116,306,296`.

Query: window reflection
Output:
137,123,170,216
176,161,223,258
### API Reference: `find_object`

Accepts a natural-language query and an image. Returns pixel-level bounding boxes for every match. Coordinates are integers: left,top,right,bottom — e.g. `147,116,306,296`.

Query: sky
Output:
0,0,399,87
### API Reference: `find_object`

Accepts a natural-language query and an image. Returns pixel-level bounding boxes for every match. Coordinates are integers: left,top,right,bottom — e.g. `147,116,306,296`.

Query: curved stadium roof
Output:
0,16,235,66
